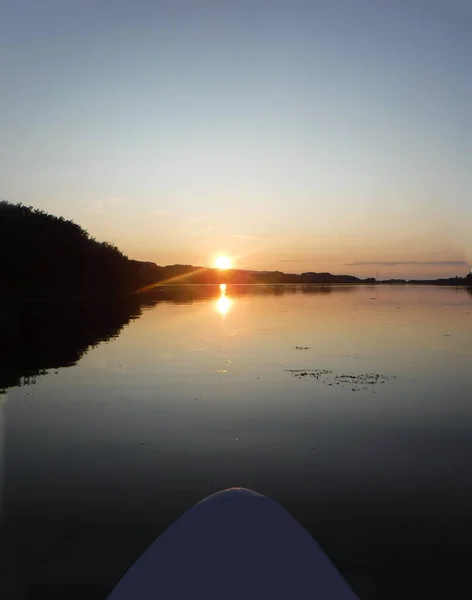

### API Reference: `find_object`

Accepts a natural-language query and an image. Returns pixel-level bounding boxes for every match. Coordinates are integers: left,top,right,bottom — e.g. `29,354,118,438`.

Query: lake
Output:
1,284,471,599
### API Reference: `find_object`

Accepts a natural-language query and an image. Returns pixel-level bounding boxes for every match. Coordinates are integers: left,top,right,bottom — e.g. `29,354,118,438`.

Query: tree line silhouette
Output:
1,201,470,299
0,201,145,296
0,202,375,295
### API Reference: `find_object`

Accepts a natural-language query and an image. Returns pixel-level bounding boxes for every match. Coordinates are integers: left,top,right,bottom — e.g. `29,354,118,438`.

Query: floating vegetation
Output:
335,373,394,384
285,368,396,391
285,369,332,380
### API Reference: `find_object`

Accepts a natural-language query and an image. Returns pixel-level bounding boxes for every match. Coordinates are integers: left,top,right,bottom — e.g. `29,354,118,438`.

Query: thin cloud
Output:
108,196,127,205
89,196,134,214
186,216,205,224
231,234,263,240
151,209,173,216
191,226,213,235
90,201,104,215
345,261,469,267
280,259,315,263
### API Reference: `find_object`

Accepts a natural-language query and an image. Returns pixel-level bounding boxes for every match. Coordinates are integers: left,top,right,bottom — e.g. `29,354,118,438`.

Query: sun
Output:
215,255,232,270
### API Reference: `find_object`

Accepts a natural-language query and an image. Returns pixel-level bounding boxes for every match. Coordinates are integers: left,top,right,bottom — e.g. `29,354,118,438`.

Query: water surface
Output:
1,285,472,599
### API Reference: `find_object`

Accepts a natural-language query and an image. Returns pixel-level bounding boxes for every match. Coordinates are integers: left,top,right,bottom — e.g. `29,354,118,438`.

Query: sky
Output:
1,0,471,279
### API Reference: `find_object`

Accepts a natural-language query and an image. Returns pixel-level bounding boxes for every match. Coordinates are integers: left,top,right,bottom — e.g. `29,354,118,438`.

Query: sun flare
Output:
215,255,232,270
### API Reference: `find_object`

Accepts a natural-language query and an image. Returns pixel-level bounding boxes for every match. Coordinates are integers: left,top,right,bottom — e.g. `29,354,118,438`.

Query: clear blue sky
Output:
1,0,471,278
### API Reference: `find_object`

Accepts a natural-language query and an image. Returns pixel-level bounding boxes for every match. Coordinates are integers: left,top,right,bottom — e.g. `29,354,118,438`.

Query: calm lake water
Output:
1,285,472,599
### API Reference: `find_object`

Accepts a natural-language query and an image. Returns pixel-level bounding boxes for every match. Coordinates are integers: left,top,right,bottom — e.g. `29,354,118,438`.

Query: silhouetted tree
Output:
0,201,153,295
0,201,381,297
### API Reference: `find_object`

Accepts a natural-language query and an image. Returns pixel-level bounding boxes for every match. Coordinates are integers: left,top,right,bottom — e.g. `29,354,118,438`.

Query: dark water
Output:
1,285,472,599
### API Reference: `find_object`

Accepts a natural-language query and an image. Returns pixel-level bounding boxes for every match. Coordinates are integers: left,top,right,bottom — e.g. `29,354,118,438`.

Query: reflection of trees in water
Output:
300,285,356,294
0,295,143,392
0,284,356,392
142,283,355,303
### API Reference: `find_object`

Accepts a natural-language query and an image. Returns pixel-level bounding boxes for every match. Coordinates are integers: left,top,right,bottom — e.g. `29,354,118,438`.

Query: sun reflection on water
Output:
216,283,232,316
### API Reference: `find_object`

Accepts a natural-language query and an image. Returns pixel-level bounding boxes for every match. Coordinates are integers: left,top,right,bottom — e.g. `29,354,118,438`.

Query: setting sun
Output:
215,255,232,270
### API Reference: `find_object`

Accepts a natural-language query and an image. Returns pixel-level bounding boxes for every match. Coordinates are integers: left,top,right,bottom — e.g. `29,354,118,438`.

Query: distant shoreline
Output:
1,202,470,304
129,262,472,288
